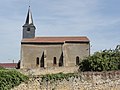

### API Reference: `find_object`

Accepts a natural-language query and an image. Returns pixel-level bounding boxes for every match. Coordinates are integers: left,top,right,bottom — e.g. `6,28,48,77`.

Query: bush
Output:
41,72,78,82
0,69,28,90
79,49,120,71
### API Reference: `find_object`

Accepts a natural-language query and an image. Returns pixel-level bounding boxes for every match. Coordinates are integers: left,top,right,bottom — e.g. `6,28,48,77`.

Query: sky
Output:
0,0,120,63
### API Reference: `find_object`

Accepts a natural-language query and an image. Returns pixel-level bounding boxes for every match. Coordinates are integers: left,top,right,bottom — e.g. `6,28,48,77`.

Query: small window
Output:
76,56,79,65
36,57,39,65
27,28,30,31
53,57,57,65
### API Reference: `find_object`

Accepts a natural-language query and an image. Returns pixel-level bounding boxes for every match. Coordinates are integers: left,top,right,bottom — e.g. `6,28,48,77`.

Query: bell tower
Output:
22,6,36,39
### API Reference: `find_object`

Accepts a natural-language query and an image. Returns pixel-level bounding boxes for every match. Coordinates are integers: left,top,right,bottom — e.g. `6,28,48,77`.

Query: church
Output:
20,7,90,69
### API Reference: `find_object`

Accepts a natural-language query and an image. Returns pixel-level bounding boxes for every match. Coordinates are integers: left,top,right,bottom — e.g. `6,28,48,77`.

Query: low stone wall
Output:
18,66,79,75
12,71,120,90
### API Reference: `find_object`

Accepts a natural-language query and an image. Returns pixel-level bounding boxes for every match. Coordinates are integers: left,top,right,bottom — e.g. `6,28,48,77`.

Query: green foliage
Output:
79,48,120,71
41,72,78,82
0,69,28,90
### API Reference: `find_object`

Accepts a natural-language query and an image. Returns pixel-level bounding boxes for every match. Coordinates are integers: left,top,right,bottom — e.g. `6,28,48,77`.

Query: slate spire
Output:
25,6,34,25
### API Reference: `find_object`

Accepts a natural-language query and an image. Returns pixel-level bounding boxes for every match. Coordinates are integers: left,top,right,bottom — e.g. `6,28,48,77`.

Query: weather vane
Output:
28,0,31,7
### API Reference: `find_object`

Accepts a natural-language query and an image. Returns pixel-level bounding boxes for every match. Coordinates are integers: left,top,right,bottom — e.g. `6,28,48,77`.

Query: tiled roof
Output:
21,36,89,44
0,63,17,68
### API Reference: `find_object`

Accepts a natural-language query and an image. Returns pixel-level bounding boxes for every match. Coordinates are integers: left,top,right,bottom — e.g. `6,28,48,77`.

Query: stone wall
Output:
19,66,79,75
21,44,63,68
12,71,120,90
21,42,89,69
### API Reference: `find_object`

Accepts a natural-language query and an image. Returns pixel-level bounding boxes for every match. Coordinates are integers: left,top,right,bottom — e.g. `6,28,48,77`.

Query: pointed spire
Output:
25,6,34,25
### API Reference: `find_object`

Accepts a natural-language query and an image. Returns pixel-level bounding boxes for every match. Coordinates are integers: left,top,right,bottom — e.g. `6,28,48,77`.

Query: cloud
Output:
34,0,120,32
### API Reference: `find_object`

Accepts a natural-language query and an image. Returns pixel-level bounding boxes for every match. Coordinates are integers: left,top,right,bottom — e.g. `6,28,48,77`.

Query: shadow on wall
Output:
59,52,63,67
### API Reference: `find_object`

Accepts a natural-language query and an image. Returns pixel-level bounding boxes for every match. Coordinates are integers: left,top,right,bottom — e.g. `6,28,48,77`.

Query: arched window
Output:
27,28,30,31
76,56,79,65
53,57,57,65
36,57,39,65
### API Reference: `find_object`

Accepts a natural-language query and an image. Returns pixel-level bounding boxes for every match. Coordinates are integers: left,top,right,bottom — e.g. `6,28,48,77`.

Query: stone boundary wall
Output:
19,66,79,75
12,71,120,90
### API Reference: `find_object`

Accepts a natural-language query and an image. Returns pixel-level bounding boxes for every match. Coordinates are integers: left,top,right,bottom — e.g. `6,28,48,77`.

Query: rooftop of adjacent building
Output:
0,63,17,68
